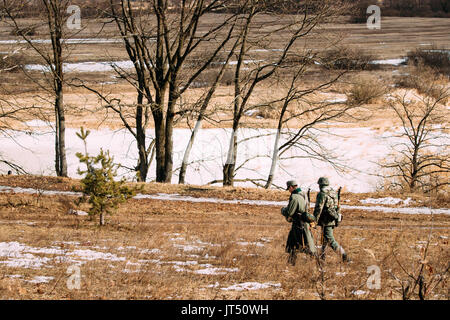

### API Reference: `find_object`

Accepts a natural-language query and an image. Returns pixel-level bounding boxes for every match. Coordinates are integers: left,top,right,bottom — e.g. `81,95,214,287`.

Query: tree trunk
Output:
154,117,166,182
55,87,67,177
136,92,149,182
99,212,105,226
179,119,202,184
162,84,178,183
164,113,174,183
265,128,281,189
53,19,67,177
223,129,237,186
410,147,419,190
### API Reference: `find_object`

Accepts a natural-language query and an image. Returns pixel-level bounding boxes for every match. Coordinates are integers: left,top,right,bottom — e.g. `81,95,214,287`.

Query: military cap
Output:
317,177,330,186
286,180,298,190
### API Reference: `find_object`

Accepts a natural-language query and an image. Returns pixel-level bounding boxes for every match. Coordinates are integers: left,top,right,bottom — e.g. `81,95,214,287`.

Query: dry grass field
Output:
0,175,448,300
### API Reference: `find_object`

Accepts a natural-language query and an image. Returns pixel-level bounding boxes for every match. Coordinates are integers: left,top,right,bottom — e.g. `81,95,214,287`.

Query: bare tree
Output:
78,0,239,182
178,41,238,184
381,82,449,192
221,0,352,186
263,60,357,188
0,0,82,177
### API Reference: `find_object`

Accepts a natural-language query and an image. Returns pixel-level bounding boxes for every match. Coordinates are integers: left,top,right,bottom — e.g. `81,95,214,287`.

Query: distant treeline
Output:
6,0,450,19
2,0,111,18
351,0,450,20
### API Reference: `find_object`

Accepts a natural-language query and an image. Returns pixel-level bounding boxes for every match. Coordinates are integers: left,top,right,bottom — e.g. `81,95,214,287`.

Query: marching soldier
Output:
281,180,317,265
313,177,350,263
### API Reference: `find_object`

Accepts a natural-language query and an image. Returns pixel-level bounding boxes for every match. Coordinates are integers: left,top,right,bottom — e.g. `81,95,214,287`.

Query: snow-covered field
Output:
0,126,448,193
0,234,266,288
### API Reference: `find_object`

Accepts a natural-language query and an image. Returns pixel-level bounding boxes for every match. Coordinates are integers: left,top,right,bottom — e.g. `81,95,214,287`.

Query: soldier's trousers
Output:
321,226,339,251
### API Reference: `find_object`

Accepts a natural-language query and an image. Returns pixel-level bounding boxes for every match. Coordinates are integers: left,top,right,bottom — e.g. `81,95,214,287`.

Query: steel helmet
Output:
317,177,329,186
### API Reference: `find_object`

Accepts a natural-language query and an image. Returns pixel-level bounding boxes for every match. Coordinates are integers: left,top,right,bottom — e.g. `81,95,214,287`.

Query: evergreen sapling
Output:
75,127,136,226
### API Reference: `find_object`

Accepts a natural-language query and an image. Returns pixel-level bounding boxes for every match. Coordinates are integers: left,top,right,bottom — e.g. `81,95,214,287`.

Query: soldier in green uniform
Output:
281,180,317,265
313,177,350,263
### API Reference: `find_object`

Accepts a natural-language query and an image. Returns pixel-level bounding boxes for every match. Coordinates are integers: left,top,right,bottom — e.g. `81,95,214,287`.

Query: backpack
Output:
323,189,340,221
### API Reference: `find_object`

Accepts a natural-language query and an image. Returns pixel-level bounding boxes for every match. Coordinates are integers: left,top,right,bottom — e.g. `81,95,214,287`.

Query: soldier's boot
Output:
338,246,351,263
288,250,297,266
342,253,351,263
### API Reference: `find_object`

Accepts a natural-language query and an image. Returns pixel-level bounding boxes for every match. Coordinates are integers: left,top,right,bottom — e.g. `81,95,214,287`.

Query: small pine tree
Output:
75,127,136,226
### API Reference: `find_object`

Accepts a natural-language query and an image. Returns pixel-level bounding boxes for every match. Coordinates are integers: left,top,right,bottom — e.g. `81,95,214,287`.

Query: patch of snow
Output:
369,58,407,66
25,246,66,255
169,237,185,241
122,269,140,273
341,204,449,215
26,276,54,284
68,249,126,262
67,209,89,216
352,290,368,296
167,260,199,266
325,97,347,104
173,265,189,272
53,241,80,246
0,185,82,197
140,248,161,254
206,282,220,288
135,192,287,207
0,242,53,269
194,267,239,275
228,59,265,66
221,282,281,291
173,244,204,252
237,241,265,247
25,60,134,73
360,197,414,206
244,110,258,116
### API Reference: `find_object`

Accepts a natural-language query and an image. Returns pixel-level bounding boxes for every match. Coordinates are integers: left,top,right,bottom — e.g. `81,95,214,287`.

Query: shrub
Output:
407,47,450,77
346,76,388,106
0,53,23,73
395,63,449,102
319,46,374,71
250,105,279,119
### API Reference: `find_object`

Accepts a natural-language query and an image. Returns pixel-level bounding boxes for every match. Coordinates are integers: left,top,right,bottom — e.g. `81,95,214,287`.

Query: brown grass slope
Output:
0,175,448,300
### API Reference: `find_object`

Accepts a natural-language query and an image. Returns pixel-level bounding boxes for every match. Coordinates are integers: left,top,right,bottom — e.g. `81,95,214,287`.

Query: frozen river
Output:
0,125,425,193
